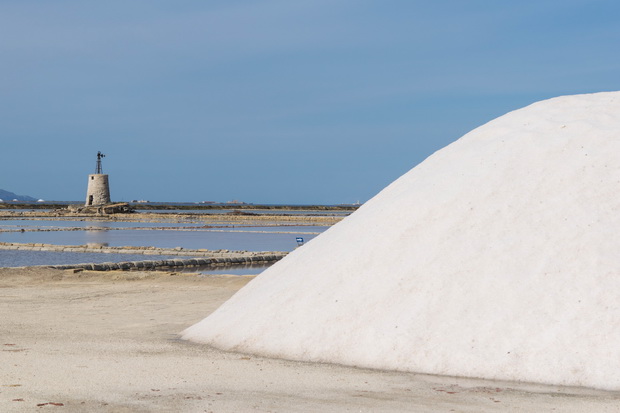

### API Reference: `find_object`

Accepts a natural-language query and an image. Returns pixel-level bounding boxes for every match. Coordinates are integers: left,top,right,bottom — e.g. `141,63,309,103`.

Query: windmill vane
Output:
96,151,106,174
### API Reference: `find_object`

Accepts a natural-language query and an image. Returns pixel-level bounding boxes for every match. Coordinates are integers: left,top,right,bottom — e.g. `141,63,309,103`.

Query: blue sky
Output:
1,0,619,204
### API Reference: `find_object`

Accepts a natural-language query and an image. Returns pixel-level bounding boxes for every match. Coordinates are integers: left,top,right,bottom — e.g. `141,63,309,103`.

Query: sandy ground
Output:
1,268,619,412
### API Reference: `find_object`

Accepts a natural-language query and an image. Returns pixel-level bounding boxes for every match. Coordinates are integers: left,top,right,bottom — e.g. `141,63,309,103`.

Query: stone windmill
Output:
85,151,111,206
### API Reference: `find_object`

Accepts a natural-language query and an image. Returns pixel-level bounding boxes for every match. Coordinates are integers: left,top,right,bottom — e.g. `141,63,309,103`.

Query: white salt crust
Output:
183,91,620,390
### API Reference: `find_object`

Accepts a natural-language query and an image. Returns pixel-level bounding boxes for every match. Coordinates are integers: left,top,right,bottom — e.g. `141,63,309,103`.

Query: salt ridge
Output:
183,91,620,390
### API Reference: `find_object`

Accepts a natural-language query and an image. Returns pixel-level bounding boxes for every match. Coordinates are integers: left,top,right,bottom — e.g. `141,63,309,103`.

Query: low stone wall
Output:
0,242,283,256
44,255,283,272
0,242,288,271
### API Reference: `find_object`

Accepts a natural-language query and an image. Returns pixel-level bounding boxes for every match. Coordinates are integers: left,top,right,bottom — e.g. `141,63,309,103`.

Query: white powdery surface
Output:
183,91,620,390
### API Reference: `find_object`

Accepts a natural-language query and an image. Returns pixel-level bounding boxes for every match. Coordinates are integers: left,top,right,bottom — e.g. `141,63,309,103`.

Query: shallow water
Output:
0,228,317,251
0,250,179,267
0,215,325,267
0,220,327,233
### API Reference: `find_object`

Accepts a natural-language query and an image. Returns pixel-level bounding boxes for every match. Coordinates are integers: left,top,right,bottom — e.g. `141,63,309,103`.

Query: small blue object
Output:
296,237,304,245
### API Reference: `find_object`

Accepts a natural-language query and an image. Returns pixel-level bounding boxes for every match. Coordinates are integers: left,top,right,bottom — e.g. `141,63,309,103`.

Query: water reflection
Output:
85,224,112,245
86,242,109,248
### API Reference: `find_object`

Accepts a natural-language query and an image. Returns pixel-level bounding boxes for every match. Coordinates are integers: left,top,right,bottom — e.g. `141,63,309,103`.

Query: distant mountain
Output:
0,188,37,201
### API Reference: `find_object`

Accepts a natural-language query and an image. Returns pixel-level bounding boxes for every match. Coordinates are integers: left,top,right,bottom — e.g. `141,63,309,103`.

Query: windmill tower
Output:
85,151,111,206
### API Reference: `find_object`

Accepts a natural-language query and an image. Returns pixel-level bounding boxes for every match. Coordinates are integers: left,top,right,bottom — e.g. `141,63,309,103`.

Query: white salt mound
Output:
183,91,620,390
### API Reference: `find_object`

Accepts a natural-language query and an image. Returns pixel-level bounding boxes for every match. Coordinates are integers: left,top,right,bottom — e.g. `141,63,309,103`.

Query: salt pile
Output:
183,91,620,390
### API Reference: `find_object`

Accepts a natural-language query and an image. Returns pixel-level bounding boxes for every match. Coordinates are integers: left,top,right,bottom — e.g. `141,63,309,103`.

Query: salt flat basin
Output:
0,220,328,233
0,249,179,267
0,228,321,251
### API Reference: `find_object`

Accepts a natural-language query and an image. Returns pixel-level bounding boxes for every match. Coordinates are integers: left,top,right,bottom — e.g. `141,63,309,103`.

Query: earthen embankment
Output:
0,242,287,271
0,210,342,225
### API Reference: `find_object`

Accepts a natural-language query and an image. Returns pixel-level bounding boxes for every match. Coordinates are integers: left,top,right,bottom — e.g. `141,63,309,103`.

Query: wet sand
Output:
1,267,618,412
